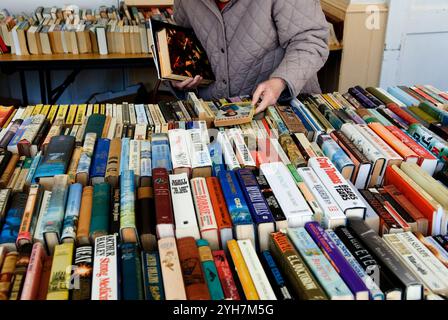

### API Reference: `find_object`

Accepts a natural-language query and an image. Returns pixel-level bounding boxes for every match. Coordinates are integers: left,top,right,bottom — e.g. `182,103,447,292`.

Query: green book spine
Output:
89,183,111,240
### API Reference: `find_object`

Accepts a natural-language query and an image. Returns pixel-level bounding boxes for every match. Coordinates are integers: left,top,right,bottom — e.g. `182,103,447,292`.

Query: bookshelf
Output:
0,53,153,62
320,0,389,93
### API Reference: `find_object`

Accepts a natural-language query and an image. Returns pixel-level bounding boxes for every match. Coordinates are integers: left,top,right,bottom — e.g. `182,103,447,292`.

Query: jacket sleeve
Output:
269,0,330,98
173,0,192,28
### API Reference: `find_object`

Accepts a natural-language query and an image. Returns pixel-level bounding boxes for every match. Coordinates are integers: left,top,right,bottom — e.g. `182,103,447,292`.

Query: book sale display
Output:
0,83,448,301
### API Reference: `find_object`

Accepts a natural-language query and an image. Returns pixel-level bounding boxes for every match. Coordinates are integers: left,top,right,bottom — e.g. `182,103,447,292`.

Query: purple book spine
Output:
348,87,377,109
305,221,369,297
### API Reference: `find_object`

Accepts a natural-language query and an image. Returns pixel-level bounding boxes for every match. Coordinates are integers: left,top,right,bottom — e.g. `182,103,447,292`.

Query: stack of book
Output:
0,84,448,301
0,3,173,56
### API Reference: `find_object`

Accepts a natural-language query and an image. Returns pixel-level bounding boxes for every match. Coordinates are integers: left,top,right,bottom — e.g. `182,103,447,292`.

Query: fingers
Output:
252,83,265,106
172,78,194,90
184,75,203,89
255,96,274,114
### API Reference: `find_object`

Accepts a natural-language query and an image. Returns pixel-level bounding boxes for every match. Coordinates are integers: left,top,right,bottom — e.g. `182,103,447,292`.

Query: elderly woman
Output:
170,0,330,114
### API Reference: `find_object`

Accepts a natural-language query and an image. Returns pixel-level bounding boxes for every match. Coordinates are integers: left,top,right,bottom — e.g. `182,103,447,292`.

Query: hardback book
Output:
76,133,96,186
317,134,355,180
0,119,23,151
433,235,448,252
120,170,138,244
269,232,327,300
7,155,25,190
149,19,214,84
17,114,46,157
110,188,121,239
383,233,448,296
190,177,219,250
422,235,448,266
41,120,63,154
177,237,210,300
297,167,346,229
308,157,366,219
218,170,255,245
376,188,417,233
153,168,175,239
214,102,255,127
141,251,165,300
195,239,225,300
0,192,28,251
33,135,75,187
188,128,212,177
32,190,51,245
205,177,233,251
217,131,240,170
0,151,13,181
136,187,157,252
20,242,47,300
36,254,53,300
255,174,288,231
333,226,400,300
16,184,43,250
13,157,33,193
91,235,119,300
25,151,42,187
83,113,106,141
260,162,313,228
0,188,11,227
226,128,256,169
348,218,423,300
60,183,83,243
121,243,144,300
90,183,111,242
408,123,448,165
227,239,259,300
0,153,19,188
208,139,225,176
42,175,69,255
8,252,30,300
237,239,277,300
151,134,172,172
278,134,307,169
212,250,241,300
76,186,93,246
46,242,74,300
72,246,93,300
105,138,121,188
305,222,369,300
7,116,33,154
168,129,192,176
236,169,275,251
120,138,130,174
326,229,387,300
140,140,152,186
0,252,18,300
169,173,200,240
129,139,141,182
158,237,187,300
259,250,293,300
288,227,354,300
90,138,110,185
275,105,308,134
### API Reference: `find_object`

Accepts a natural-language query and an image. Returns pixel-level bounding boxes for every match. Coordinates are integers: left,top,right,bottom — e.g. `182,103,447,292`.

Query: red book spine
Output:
387,104,419,125
152,168,174,226
21,242,46,300
213,250,240,300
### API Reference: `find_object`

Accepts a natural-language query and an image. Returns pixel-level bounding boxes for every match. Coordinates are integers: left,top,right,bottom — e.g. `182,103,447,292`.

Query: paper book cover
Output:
259,250,292,300
20,242,46,300
72,245,93,300
141,251,165,300
46,242,74,300
212,250,240,300
140,140,152,179
120,137,130,174
151,134,172,172
196,240,225,300
317,134,355,180
287,227,354,300
214,102,254,127
90,183,111,241
168,129,192,174
129,139,141,178
226,128,256,168
105,138,121,187
158,237,186,300
188,128,212,176
92,235,119,300
217,131,240,170
305,221,369,300
208,139,225,176
260,162,313,228
408,123,448,164
90,138,110,184
169,173,200,240
0,193,28,250
121,243,144,300
120,170,137,243
153,168,175,239
16,184,43,249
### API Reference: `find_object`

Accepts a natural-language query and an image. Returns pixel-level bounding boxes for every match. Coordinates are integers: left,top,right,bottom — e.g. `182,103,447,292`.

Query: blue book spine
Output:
287,227,354,300
141,251,165,300
60,183,83,242
319,135,354,173
217,170,252,225
290,99,315,133
7,116,33,150
261,250,293,300
42,177,69,237
27,151,42,184
121,243,144,300
151,138,172,172
235,168,274,225
120,170,136,232
120,138,130,174
196,239,225,300
90,138,110,179
208,141,225,177
387,87,420,107
140,141,152,178
0,193,28,246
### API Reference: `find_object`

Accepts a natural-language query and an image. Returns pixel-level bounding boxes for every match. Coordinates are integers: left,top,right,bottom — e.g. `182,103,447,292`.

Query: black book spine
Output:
255,174,287,224
0,151,12,176
260,250,293,300
377,188,416,224
72,246,93,300
33,119,51,148
433,235,448,252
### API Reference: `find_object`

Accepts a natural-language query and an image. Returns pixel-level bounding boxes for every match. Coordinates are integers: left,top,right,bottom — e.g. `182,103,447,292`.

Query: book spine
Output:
46,242,74,300
140,140,152,179
212,250,240,300
90,183,111,241
141,251,164,300
158,237,186,300
91,235,119,300
16,184,41,248
72,245,93,300
42,174,69,239
120,170,137,243
121,243,144,300
217,131,240,170
90,138,110,182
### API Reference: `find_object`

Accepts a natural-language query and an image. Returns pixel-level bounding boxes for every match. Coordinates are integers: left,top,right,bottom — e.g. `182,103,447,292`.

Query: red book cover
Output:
152,168,174,236
21,242,47,300
411,87,440,106
386,104,419,125
212,250,240,300
36,255,53,300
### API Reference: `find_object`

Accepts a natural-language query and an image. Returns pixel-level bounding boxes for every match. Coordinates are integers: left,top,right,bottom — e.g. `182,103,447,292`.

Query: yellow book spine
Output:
100,104,106,115
47,105,59,123
65,105,78,125
322,94,341,110
32,104,43,116
75,104,87,125
22,105,35,119
56,105,69,122
3,109,17,129
40,105,51,117
227,240,259,300
46,242,74,300
93,104,100,114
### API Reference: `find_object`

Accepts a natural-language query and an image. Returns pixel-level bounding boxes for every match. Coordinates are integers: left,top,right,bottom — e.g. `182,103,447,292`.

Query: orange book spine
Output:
76,186,94,245
206,177,232,229
17,185,41,248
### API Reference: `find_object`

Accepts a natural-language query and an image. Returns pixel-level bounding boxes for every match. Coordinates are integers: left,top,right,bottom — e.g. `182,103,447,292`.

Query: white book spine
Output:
107,117,117,140
356,124,402,160
168,129,192,170
169,173,201,240
298,167,346,229
21,115,45,143
105,104,113,117
32,190,52,244
144,105,154,128
135,104,148,124
269,138,291,165
92,235,118,300
129,139,141,177
129,104,137,125
187,92,206,117
149,105,161,133
134,123,147,140
116,104,123,125
260,162,313,227
177,101,192,122
308,157,366,218
188,129,212,169
140,141,152,178
217,131,240,170
86,104,93,117
226,128,256,167
237,240,277,300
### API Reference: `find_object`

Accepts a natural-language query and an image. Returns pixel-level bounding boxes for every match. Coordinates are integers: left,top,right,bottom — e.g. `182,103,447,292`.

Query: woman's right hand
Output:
171,75,203,90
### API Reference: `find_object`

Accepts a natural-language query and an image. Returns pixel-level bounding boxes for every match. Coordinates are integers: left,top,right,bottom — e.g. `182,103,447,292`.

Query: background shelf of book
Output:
0,82,448,300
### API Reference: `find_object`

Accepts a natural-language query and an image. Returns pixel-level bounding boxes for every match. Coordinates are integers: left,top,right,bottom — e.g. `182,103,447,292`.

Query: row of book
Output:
0,3,173,56
0,83,447,299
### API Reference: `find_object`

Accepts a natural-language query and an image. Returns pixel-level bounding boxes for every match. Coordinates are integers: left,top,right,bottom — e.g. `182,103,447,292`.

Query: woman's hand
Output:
252,78,287,114
171,75,203,90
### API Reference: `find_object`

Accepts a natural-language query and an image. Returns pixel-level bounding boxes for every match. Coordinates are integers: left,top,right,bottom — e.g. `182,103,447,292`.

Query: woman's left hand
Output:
252,78,287,114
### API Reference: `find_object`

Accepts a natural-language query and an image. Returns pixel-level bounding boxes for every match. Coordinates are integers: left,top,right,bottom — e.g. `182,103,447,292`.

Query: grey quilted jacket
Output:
173,0,330,100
